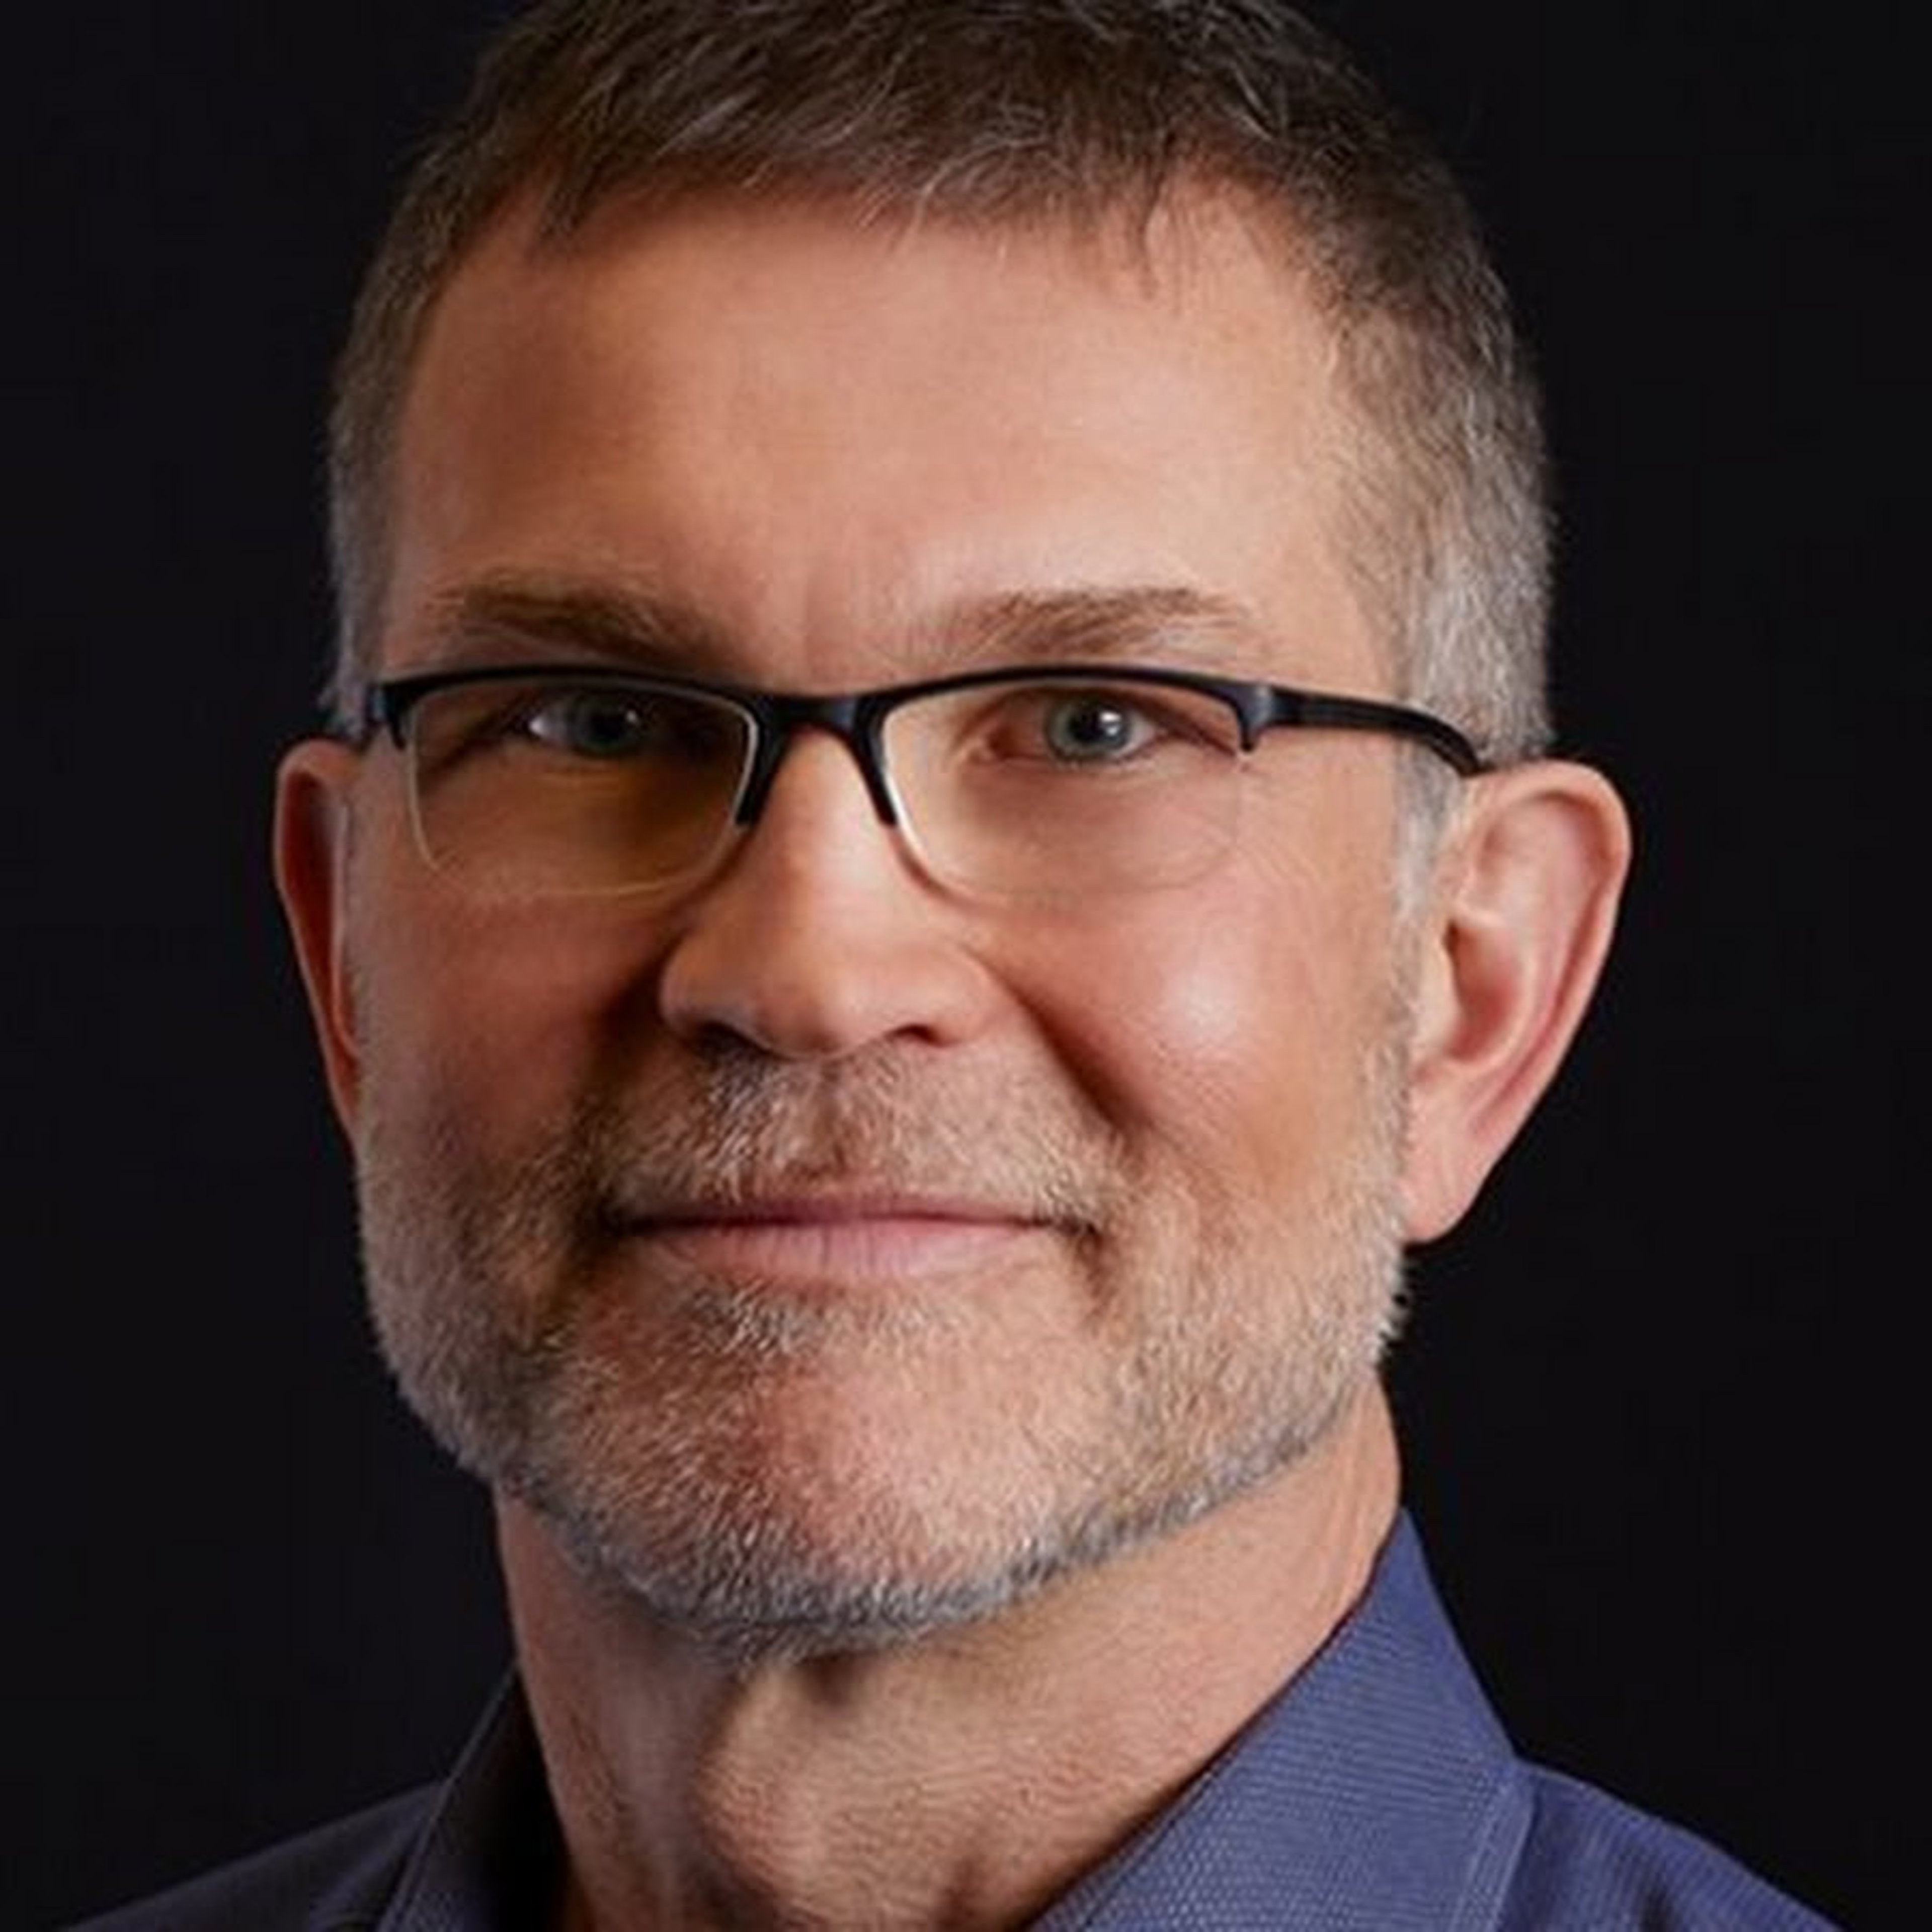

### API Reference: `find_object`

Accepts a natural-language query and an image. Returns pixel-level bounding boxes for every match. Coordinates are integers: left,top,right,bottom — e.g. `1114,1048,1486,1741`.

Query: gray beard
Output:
354,1034,1410,1669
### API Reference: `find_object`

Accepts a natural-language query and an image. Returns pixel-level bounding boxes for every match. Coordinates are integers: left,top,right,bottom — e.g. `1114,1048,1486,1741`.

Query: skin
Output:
277,184,1628,1928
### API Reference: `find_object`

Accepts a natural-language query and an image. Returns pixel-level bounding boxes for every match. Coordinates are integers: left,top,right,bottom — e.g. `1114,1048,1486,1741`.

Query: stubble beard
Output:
354,1021,1412,1670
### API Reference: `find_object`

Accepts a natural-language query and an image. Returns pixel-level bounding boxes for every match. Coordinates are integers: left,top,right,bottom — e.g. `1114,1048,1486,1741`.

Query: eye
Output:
1036,690,1157,763
937,680,1240,777
522,687,661,759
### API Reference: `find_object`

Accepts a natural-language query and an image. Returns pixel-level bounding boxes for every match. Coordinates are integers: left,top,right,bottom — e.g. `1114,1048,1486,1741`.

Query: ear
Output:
1401,759,1631,1242
273,738,364,1135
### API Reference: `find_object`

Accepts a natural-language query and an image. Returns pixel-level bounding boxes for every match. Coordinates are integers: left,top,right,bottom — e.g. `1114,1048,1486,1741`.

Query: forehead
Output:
387,184,1378,689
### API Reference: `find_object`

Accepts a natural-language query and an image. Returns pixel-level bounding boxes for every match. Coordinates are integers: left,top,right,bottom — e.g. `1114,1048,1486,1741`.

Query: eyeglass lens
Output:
400,671,1254,900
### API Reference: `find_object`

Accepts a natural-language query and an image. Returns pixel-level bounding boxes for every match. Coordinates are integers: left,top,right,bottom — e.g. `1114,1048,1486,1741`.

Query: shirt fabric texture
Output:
68,1515,1838,1929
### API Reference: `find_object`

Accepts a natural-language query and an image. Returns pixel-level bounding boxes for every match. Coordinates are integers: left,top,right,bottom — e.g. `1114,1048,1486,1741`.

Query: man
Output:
77,2,1833,1926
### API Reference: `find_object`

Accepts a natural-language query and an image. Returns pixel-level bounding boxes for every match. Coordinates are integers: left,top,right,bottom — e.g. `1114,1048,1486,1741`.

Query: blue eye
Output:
1038,692,1158,763
524,688,659,759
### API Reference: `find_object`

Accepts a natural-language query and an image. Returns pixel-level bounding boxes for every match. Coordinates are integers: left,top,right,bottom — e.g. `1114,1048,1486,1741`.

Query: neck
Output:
504,1386,1400,1931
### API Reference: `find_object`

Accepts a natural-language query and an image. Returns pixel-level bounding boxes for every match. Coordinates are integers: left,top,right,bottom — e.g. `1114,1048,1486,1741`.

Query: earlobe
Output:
273,739,364,1134
1401,759,1632,1242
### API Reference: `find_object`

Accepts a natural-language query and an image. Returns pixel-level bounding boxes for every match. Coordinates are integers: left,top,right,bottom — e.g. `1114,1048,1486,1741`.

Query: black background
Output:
8,7,1918,1927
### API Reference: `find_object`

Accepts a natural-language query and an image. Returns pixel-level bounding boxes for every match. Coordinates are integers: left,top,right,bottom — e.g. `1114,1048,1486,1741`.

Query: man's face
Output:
293,188,1428,1661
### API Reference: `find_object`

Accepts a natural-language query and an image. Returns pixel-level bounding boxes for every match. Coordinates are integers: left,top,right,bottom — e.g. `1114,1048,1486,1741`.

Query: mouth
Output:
614,1193,1057,1286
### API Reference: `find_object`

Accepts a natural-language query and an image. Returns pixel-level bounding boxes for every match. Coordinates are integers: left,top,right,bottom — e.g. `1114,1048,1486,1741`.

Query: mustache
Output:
558,1044,1126,1232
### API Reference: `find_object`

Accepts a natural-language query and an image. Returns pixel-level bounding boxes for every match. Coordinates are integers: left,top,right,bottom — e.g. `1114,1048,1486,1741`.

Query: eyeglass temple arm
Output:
1260,689,1485,775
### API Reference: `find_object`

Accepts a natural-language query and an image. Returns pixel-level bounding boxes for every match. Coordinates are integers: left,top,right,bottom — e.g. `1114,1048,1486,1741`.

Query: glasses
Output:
361,661,1483,902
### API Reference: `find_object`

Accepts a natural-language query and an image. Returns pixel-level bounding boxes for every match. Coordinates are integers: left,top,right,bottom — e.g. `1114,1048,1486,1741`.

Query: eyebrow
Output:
948,585,1271,672
413,576,735,676
408,574,1275,684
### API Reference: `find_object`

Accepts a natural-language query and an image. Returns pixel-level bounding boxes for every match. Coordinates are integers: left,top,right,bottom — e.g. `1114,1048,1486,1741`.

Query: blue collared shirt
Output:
70,1516,1839,1929
1035,1518,1835,1928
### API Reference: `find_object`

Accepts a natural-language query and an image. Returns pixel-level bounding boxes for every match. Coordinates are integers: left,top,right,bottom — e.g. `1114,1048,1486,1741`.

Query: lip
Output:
619,1195,1050,1284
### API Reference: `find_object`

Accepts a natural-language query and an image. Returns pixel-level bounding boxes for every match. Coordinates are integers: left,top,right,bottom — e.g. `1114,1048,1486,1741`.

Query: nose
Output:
655,731,999,1059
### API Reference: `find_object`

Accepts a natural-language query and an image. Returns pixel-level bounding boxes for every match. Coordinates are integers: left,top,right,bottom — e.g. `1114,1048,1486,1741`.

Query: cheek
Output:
1004,747,1407,1192
1008,878,1367,1191
348,865,662,1154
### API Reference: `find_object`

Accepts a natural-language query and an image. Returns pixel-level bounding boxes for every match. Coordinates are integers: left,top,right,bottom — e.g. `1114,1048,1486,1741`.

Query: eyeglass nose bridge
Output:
732,691,905,831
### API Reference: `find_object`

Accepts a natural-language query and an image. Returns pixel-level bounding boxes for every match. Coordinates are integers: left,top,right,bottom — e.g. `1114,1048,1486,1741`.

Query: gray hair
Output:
327,0,1552,771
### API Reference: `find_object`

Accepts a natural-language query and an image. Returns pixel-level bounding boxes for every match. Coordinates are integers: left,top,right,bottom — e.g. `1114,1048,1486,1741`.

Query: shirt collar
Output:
363,1674,561,1932
1030,1514,1533,1931
367,1514,1527,1932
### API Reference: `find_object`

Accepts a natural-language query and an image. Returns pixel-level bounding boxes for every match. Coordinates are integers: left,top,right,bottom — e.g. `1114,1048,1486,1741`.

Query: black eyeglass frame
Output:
361,660,1484,834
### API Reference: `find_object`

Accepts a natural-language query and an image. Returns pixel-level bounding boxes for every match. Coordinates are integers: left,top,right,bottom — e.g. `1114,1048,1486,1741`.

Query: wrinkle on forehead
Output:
407,571,1289,688
387,176,1380,695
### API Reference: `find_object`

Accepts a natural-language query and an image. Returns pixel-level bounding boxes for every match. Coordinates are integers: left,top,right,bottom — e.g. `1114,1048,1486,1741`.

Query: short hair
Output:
327,0,1551,767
